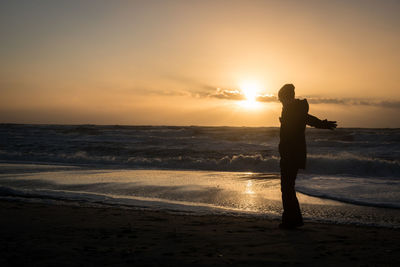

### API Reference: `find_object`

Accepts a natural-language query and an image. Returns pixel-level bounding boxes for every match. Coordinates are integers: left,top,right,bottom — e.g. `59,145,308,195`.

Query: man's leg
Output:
280,160,303,227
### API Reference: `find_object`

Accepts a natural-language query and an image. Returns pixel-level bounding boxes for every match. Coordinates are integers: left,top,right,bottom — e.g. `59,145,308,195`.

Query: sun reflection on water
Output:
245,180,255,195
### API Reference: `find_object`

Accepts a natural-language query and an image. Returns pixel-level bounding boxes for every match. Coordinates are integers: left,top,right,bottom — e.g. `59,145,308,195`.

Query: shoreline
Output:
1,200,399,266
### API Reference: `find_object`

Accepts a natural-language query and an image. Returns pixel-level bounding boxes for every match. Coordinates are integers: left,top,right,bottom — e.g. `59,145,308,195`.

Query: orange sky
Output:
1,0,399,127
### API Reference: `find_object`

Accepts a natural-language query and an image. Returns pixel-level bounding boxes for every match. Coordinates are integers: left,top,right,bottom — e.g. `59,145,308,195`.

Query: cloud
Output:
378,100,400,109
256,94,278,102
206,88,400,109
204,88,278,102
163,76,400,110
208,88,245,100
306,98,345,105
307,98,400,109
203,88,400,109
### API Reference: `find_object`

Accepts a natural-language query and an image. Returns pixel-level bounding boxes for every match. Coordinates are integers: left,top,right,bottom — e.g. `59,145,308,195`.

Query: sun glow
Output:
245,180,255,195
239,81,261,109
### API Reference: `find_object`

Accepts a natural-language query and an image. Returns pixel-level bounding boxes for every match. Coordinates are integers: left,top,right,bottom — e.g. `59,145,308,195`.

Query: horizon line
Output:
1,122,398,129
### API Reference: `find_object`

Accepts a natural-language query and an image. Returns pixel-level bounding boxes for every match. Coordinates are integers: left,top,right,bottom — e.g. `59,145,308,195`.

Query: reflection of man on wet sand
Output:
278,84,337,229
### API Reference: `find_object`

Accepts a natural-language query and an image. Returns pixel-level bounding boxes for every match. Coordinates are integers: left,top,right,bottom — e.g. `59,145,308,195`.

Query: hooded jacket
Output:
279,99,324,169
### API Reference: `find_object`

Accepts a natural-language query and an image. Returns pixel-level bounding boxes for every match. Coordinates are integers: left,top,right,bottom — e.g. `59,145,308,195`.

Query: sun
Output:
239,81,261,109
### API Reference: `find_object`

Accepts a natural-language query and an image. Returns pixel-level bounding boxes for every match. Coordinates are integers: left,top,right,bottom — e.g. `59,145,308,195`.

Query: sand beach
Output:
0,200,399,266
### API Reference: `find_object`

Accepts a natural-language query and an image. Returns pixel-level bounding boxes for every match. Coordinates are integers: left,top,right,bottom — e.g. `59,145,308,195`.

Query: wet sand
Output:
0,200,399,266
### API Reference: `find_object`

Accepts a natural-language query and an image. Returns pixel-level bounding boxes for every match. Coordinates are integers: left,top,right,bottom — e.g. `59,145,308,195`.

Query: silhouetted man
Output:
278,84,336,229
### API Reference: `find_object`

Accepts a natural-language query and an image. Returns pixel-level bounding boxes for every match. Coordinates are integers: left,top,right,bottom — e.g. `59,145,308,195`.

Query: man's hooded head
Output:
278,84,295,105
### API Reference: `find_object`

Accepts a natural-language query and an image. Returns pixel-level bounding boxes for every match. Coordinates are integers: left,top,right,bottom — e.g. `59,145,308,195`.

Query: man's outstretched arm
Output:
307,114,337,130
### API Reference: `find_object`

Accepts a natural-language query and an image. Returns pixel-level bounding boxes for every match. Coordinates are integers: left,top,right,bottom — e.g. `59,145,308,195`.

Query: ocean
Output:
1,124,399,227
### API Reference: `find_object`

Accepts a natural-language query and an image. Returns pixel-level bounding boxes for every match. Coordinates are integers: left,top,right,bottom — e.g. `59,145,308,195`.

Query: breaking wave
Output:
1,150,399,178
0,124,399,178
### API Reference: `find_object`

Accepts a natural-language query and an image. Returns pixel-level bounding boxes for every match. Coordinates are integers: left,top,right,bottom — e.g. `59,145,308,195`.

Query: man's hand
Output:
321,119,337,130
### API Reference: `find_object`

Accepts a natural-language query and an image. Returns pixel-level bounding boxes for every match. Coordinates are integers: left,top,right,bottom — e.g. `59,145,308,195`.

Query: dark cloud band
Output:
204,88,400,109
208,88,245,100
307,98,400,109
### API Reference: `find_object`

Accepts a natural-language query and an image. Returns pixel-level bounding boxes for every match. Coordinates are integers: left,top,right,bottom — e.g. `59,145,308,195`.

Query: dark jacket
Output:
279,99,323,169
